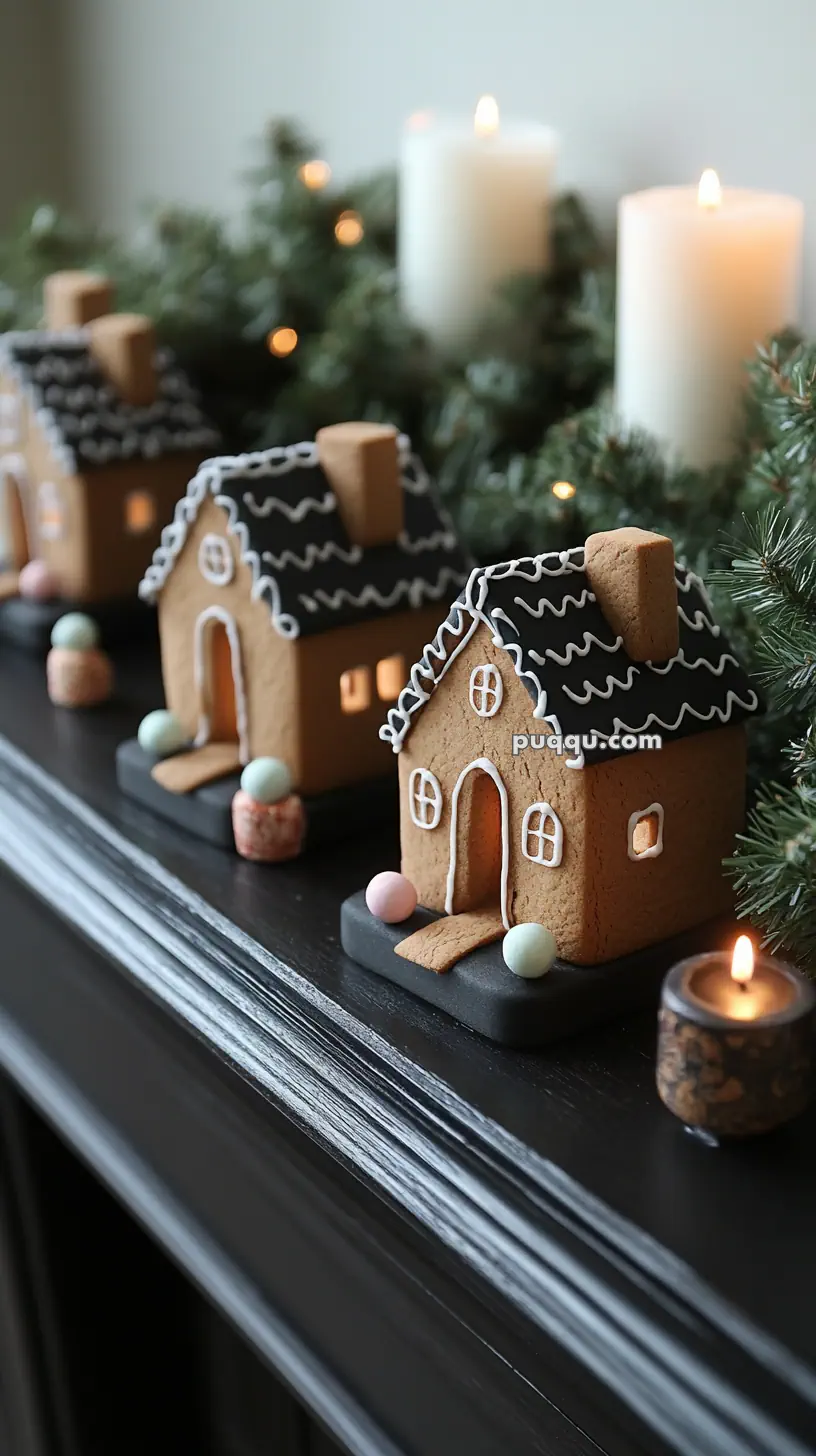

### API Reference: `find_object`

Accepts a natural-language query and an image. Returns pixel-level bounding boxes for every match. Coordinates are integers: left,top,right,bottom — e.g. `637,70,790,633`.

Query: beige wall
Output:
0,0,67,227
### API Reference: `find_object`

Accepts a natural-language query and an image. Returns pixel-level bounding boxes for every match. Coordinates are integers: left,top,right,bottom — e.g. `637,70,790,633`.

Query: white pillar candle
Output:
616,175,804,468
399,99,558,352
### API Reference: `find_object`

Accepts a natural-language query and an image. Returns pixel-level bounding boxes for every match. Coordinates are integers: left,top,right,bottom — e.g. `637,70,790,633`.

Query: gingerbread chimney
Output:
44,270,113,330
87,313,158,407
316,422,403,548
584,526,679,663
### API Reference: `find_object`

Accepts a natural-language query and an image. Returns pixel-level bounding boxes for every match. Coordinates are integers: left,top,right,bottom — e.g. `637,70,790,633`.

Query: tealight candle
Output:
657,936,815,1138
616,173,804,468
399,98,558,351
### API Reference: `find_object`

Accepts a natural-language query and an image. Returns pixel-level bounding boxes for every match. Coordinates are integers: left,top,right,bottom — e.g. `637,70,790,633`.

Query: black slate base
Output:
116,738,398,852
340,891,737,1047
0,594,157,653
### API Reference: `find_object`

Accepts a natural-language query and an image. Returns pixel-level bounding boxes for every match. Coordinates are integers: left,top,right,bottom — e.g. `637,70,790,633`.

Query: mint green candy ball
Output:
50,612,99,651
137,709,187,758
240,757,292,805
502,923,557,979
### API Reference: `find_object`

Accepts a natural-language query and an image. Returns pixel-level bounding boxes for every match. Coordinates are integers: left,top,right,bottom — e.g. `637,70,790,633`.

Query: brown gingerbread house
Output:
0,271,219,604
380,528,761,966
138,423,470,797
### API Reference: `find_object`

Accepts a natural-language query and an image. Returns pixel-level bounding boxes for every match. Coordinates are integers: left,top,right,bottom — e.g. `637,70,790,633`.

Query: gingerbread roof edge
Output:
379,548,762,768
137,436,471,640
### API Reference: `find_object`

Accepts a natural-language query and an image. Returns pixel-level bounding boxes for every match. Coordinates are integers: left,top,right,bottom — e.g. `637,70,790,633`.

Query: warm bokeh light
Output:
731,934,755,986
267,326,298,357
334,210,365,246
551,480,576,501
407,110,433,133
298,159,331,191
474,95,500,138
698,168,722,210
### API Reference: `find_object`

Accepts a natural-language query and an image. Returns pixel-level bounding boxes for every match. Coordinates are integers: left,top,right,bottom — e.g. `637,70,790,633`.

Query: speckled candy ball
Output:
18,559,58,601
502,923,557,979
365,871,418,925
137,709,188,759
240,757,293,806
50,612,99,651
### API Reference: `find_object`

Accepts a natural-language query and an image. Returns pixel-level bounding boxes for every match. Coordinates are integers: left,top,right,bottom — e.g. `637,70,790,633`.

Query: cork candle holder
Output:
656,936,815,1140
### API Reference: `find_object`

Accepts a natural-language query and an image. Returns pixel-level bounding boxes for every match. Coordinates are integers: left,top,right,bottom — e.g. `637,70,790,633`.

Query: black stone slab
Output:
0,594,157,653
116,737,398,852
340,890,737,1047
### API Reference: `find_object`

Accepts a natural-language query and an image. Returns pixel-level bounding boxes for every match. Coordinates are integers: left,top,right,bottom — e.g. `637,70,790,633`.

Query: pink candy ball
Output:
365,870,418,925
19,559,58,601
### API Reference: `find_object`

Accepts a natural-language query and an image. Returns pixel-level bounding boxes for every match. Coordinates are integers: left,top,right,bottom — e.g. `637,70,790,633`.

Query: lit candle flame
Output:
698,168,722,210
474,95,500,138
731,934,754,986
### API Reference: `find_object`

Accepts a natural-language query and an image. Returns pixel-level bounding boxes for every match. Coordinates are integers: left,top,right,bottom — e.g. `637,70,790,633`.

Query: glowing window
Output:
409,768,442,830
469,664,503,717
376,654,405,701
37,481,64,541
125,490,155,534
628,804,664,861
340,666,371,714
198,534,234,586
521,802,563,867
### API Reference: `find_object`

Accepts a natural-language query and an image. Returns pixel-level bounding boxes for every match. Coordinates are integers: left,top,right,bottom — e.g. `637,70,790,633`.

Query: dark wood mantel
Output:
0,642,813,1456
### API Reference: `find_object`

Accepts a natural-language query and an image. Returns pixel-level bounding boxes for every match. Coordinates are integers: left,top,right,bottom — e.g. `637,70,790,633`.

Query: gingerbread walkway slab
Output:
396,910,504,973
151,742,242,795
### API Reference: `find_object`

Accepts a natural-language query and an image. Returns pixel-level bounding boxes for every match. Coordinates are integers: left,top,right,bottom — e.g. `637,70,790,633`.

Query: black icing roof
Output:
0,330,220,474
139,442,471,639
381,546,761,767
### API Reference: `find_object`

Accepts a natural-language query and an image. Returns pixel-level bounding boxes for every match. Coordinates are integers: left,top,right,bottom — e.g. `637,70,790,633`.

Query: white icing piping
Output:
678,605,721,636
469,664,504,717
444,757,511,930
397,528,458,555
513,589,596,620
562,666,641,706
298,566,464,616
193,604,250,764
612,689,759,738
646,649,739,676
243,489,336,521
261,540,362,572
529,632,623,667
627,803,664,862
521,802,564,867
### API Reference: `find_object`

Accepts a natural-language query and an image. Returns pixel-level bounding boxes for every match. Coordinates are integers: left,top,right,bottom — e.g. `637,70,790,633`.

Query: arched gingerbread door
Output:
1,458,31,570
194,607,249,762
445,756,510,929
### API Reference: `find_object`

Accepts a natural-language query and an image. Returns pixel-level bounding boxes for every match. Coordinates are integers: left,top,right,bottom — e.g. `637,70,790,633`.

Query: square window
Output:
376,654,405,701
628,803,664,861
126,490,155,534
340,666,371,714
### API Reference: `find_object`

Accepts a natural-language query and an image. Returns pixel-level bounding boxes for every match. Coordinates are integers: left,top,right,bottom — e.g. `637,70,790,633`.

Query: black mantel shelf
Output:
0,641,813,1456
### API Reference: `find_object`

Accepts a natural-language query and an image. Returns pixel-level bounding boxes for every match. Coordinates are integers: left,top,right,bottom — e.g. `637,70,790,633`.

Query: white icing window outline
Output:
409,768,442,830
469,663,503,718
198,533,234,586
37,480,64,541
0,395,19,449
628,803,664,861
521,802,563,867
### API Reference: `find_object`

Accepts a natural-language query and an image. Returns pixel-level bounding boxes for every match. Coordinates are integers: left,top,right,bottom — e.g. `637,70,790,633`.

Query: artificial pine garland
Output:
2,119,816,964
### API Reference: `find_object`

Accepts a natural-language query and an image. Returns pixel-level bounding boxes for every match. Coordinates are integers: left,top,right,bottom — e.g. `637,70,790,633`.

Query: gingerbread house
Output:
378,527,761,968
136,423,470,800
0,271,219,611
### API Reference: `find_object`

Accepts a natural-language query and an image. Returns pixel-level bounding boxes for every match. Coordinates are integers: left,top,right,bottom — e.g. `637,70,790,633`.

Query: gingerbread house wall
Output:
396,621,746,965
156,494,301,775
82,450,205,602
0,376,90,593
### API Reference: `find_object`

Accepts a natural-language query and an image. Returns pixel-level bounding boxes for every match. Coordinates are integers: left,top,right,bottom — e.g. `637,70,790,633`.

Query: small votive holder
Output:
657,950,815,1138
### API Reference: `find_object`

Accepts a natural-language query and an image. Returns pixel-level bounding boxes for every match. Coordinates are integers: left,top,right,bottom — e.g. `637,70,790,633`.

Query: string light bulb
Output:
299,159,331,191
551,480,576,501
335,210,365,246
474,95,500,138
267,327,298,357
